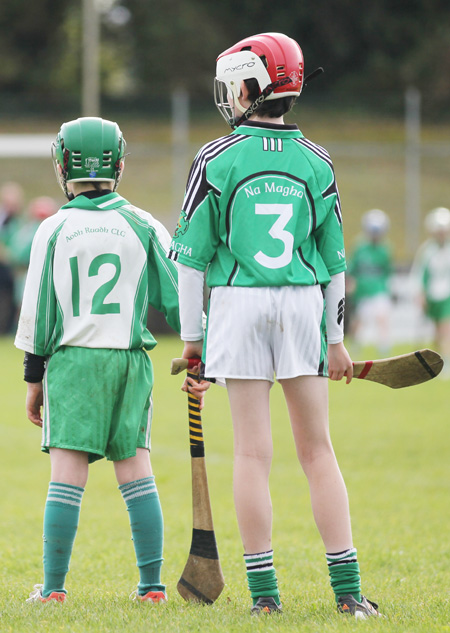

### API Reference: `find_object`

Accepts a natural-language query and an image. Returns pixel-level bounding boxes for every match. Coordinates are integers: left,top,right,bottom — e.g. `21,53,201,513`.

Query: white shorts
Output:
204,285,327,382
355,293,391,321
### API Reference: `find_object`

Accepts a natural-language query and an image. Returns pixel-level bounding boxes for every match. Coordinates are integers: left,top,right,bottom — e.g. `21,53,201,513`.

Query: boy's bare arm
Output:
328,342,353,384
26,382,44,427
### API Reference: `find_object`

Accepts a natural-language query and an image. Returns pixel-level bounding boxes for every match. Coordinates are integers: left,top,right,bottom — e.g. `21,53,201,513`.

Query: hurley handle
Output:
187,369,205,458
171,357,200,375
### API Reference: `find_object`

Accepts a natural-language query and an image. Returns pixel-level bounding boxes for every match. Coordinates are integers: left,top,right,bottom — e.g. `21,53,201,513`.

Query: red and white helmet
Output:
214,32,304,127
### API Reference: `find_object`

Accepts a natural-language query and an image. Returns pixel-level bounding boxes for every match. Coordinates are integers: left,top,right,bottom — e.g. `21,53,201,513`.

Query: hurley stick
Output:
172,359,225,604
352,348,443,388
172,348,443,389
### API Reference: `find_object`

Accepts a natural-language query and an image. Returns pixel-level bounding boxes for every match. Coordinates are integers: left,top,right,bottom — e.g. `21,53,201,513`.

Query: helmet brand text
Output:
224,62,256,73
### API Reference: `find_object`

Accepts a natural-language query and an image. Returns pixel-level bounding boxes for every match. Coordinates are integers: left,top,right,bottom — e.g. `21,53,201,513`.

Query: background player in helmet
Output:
169,33,380,618
346,209,393,356
411,207,450,373
15,116,207,604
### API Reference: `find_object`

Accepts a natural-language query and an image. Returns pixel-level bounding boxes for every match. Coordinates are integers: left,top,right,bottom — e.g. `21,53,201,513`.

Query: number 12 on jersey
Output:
69,253,122,316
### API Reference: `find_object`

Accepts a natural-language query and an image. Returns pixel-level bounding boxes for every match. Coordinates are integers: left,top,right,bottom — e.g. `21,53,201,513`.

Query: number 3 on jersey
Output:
70,253,121,316
253,203,294,269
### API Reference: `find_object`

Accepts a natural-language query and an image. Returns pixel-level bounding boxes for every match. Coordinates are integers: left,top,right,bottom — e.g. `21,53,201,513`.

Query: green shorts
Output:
42,346,154,463
426,295,450,322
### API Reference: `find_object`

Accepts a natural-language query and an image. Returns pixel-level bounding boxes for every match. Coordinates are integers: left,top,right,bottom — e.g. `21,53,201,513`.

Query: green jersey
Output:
168,121,346,287
15,192,180,356
347,240,392,302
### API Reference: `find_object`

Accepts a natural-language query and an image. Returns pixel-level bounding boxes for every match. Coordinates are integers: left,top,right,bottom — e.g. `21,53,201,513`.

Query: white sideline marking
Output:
0,135,55,157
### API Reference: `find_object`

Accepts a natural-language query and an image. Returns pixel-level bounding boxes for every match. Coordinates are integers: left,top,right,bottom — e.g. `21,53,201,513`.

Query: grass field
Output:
1,335,449,632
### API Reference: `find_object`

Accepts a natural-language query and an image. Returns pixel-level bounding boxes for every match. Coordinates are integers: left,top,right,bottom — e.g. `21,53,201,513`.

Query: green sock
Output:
42,482,84,597
326,548,361,603
244,550,280,605
119,477,165,595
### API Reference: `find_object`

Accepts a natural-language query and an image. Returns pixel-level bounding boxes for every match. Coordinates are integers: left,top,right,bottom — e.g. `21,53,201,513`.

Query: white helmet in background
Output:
425,207,450,235
362,209,390,238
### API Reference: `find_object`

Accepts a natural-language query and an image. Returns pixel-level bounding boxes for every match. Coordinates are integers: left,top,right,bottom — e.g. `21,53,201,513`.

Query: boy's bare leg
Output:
226,379,273,554
49,447,89,487
226,378,282,609
114,447,153,485
280,375,353,552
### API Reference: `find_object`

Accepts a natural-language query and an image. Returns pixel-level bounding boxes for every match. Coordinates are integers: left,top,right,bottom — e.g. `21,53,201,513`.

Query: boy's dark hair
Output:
244,78,296,118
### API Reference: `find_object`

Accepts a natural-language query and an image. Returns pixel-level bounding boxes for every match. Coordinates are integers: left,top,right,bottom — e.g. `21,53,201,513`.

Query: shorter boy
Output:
15,116,206,603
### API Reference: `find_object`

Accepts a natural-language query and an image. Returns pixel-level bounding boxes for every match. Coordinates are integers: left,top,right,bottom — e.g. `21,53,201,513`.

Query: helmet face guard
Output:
52,117,126,198
215,33,304,128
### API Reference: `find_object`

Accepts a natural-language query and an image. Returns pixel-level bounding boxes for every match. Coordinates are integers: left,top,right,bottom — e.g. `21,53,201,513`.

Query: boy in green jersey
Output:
347,209,392,355
169,33,381,618
15,117,207,604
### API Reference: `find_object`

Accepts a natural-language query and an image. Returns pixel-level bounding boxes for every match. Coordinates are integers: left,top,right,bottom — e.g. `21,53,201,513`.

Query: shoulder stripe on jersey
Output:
295,137,332,167
118,206,150,230
117,207,178,293
97,195,126,208
294,137,343,224
185,134,236,201
183,134,249,219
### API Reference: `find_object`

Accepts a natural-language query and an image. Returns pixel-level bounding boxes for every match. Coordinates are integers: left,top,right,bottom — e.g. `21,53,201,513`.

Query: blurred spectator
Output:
346,209,393,356
0,182,25,333
5,196,58,312
411,207,450,374
0,181,24,234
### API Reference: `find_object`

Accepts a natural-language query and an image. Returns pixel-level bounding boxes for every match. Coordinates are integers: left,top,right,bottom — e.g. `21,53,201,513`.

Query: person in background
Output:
4,196,58,315
411,207,450,373
346,209,392,356
0,182,25,332
0,181,24,235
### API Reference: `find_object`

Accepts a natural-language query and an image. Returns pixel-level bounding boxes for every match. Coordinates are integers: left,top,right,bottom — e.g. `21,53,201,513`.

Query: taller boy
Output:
169,33,380,618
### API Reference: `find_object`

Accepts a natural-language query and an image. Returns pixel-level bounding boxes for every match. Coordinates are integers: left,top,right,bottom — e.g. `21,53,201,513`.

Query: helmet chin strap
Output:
233,67,324,128
233,76,293,128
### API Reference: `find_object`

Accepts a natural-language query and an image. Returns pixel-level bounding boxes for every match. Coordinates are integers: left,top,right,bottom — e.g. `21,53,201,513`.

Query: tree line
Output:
1,0,449,119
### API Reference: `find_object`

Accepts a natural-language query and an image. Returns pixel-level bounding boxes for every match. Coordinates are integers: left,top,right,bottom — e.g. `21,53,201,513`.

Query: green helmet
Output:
52,117,126,198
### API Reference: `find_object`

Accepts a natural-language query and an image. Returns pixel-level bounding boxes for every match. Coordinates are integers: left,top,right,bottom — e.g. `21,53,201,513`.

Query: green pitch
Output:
1,336,449,632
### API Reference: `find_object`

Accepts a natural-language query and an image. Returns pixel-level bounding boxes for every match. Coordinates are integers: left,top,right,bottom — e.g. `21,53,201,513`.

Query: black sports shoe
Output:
337,594,381,619
251,596,282,614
